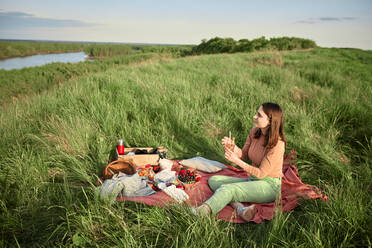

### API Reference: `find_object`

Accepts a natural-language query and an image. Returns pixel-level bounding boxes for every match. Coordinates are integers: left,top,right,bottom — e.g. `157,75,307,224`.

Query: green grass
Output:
0,52,166,106
0,40,192,60
0,41,192,106
0,47,371,247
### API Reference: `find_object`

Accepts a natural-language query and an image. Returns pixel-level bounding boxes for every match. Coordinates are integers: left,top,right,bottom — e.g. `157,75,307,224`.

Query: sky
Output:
1,0,372,50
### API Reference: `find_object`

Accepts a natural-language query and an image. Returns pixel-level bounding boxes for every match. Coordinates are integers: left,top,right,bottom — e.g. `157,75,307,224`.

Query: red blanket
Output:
117,150,328,223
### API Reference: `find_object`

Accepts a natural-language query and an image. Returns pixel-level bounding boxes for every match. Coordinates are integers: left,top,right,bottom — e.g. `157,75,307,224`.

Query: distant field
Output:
0,47,371,247
0,40,192,106
0,40,192,60
0,52,167,106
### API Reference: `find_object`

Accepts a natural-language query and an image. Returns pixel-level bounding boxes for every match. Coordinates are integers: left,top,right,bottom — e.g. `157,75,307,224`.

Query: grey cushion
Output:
179,157,227,173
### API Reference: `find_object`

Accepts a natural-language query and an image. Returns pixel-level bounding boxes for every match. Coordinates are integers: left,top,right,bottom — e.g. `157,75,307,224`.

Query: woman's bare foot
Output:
230,202,244,212
191,204,211,216
240,205,257,222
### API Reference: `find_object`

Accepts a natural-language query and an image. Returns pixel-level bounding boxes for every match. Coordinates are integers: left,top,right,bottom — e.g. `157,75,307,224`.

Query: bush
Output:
270,37,317,50
251,36,270,50
191,37,237,54
234,39,254,52
191,36,317,55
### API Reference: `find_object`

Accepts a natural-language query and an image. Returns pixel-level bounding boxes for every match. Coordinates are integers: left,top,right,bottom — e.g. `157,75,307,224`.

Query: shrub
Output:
234,39,253,52
191,37,237,54
191,36,317,55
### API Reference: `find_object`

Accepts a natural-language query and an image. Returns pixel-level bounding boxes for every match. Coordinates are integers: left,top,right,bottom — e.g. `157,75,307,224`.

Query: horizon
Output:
0,38,186,46
1,0,372,50
1,38,371,52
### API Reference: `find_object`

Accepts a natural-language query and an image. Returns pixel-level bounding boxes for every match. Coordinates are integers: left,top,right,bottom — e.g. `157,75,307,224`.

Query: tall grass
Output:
0,48,371,247
0,53,172,106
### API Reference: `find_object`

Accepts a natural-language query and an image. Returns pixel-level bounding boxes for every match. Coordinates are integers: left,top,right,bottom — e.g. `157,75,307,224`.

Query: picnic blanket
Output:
116,150,328,223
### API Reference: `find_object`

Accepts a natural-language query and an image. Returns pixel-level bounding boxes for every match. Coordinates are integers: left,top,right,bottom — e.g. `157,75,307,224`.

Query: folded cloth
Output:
159,159,173,171
161,184,189,203
99,172,155,202
99,173,127,202
179,157,227,173
153,169,176,183
99,169,177,203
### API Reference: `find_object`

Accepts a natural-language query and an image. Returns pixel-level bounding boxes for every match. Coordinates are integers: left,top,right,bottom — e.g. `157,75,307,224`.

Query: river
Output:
0,52,88,70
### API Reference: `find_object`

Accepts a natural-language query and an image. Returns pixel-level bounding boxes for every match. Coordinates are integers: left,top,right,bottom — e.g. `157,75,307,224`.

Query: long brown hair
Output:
254,102,286,149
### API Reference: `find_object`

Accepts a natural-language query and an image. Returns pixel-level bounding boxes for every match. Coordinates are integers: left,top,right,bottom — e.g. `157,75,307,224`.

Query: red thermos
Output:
117,139,125,155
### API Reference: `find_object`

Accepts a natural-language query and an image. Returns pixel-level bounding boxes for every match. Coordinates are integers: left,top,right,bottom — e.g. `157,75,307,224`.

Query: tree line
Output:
188,36,317,55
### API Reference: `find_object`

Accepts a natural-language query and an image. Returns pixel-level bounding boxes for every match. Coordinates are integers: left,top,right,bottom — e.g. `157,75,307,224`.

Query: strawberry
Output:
151,182,161,191
176,184,185,190
195,175,201,182
178,168,187,176
152,164,160,173
178,175,186,182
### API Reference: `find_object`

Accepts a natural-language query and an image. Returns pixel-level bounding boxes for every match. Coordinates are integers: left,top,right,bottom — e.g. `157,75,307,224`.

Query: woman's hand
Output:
221,137,235,152
224,149,241,165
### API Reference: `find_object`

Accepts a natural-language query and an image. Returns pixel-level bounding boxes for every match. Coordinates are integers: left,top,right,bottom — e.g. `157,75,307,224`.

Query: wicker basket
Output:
116,147,167,167
103,159,137,179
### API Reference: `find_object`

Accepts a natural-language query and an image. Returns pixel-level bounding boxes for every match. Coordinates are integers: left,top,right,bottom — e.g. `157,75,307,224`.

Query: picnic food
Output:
177,167,201,183
152,164,160,173
138,168,148,177
138,167,155,180
150,182,160,191
195,174,201,182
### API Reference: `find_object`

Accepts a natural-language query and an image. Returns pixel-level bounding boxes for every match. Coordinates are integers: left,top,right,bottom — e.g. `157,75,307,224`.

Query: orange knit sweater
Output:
240,127,285,178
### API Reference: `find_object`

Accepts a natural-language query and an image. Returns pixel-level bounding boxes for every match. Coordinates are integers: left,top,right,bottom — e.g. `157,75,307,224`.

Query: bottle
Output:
117,139,125,155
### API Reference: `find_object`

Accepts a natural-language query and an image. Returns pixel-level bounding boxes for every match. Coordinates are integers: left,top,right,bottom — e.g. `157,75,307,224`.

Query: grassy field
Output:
0,40,192,60
0,52,168,106
0,41,192,106
0,47,371,247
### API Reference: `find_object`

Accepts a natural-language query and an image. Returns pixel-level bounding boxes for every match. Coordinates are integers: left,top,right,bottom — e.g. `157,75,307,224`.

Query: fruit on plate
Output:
152,164,160,173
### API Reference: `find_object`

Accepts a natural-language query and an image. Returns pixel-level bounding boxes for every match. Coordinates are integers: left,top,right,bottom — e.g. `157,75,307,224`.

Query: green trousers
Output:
204,175,281,215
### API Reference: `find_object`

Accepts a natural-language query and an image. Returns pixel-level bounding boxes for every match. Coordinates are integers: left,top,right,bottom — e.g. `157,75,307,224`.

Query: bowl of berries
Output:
177,167,201,184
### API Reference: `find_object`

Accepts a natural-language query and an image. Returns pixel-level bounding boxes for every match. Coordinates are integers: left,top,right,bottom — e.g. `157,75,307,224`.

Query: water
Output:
0,52,88,70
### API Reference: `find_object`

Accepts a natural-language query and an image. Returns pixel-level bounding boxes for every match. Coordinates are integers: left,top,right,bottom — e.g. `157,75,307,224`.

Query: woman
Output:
193,102,286,221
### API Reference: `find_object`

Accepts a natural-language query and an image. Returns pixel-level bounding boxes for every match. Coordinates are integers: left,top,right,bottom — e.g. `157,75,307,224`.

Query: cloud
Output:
341,17,357,20
319,17,357,21
319,17,340,21
0,10,99,30
295,17,357,24
296,19,317,24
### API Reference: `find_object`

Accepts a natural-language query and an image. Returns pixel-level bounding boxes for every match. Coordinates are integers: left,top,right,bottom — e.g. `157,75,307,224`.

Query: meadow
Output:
0,41,191,106
0,40,191,60
0,44,371,247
